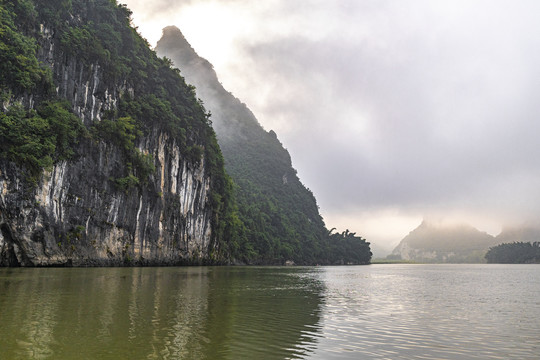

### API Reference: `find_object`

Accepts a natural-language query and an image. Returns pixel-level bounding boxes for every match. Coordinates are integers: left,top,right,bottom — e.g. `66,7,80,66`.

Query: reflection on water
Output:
308,264,540,360
0,267,325,360
0,265,539,359
1,270,60,359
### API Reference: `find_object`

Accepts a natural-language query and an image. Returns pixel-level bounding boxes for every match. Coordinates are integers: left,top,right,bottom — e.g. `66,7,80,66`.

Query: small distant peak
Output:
416,219,433,230
420,217,474,230
161,25,185,39
157,25,200,65
158,25,195,53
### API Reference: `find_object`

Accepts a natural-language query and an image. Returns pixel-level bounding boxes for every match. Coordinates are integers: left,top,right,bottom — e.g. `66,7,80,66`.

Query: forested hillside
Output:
156,26,371,265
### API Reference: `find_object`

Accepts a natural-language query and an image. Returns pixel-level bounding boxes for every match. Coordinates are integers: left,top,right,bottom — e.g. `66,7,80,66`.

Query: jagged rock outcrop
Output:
0,1,229,266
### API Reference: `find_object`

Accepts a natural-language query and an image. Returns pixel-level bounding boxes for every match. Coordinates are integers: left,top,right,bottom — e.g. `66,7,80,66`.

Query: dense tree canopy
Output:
485,242,540,264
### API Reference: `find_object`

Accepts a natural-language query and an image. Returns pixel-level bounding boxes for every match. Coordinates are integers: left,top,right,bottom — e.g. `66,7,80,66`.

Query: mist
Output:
122,0,540,252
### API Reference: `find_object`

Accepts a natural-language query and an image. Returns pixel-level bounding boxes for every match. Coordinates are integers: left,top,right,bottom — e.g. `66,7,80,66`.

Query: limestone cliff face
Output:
0,141,211,266
0,10,222,266
39,26,127,126
0,133,212,266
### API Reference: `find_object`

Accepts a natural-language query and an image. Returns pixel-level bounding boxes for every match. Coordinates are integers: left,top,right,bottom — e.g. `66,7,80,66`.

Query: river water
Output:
0,264,538,359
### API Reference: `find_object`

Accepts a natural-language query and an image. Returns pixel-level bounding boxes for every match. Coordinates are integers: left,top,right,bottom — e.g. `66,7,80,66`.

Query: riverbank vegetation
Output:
485,242,540,263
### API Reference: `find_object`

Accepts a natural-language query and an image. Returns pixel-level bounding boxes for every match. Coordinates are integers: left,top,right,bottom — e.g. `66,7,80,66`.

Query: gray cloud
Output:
124,0,540,243
234,3,540,214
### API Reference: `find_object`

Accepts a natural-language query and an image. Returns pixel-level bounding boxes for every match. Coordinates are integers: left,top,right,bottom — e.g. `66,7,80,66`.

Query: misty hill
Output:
390,221,500,263
483,225,540,263
156,26,371,264
495,225,540,243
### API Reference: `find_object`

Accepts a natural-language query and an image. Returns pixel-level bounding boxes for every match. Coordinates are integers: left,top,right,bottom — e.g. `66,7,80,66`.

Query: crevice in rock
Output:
0,224,20,267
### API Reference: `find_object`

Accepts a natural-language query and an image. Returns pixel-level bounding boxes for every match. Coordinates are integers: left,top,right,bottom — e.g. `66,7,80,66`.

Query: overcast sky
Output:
122,0,540,251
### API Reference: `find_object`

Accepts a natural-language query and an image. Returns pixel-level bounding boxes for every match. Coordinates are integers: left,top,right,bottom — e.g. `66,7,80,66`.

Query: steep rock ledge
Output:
0,126,213,266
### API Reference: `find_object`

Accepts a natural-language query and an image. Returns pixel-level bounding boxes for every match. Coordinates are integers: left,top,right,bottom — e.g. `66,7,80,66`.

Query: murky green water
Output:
0,265,538,359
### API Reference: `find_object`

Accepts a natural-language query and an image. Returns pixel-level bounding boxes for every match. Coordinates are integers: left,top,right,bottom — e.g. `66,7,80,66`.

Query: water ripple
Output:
305,264,540,360
0,265,538,359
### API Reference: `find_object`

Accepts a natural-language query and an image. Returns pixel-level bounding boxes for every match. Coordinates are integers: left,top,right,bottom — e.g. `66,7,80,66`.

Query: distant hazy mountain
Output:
370,242,394,259
483,224,540,263
156,26,371,265
495,225,540,243
391,221,500,263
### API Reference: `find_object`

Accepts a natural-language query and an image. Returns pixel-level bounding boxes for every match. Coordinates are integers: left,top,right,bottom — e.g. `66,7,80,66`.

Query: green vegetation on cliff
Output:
0,0,235,262
0,1,86,184
0,0,51,95
0,101,86,183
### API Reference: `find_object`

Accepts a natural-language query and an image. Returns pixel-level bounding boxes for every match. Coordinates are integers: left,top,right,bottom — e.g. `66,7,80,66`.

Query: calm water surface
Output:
0,264,538,359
